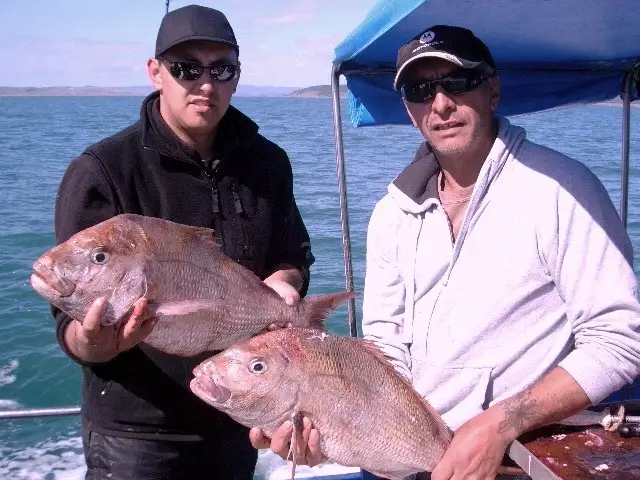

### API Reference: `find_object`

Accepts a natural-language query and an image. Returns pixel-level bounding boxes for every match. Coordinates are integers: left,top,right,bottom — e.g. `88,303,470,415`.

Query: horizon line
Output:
0,83,348,89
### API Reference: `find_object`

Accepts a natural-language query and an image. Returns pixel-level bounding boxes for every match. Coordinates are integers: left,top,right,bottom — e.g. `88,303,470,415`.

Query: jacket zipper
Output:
203,164,222,216
143,145,241,258
230,180,244,215
143,145,223,219
230,179,250,255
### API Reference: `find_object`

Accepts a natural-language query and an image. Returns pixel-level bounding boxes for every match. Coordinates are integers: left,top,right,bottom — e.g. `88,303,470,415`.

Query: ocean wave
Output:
0,437,359,480
0,399,23,410
0,359,19,387
0,435,85,480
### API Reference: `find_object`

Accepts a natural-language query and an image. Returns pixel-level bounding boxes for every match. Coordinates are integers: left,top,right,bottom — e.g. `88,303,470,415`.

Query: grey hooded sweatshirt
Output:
362,115,640,431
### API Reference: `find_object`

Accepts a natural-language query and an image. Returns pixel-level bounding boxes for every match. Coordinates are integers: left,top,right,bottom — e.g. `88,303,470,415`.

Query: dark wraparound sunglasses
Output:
400,70,493,103
158,57,241,83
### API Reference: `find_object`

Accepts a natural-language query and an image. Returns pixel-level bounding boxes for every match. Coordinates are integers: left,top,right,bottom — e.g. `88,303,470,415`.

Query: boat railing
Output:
0,406,81,420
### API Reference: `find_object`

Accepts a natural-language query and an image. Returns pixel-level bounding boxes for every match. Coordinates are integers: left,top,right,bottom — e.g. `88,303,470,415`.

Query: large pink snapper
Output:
30,214,352,356
190,327,452,480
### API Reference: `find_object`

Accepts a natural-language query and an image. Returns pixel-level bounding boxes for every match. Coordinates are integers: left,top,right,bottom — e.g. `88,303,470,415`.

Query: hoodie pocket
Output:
414,363,493,431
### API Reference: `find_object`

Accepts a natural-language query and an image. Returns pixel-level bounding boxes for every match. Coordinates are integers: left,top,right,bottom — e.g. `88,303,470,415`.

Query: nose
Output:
430,86,456,115
197,77,214,94
194,70,219,94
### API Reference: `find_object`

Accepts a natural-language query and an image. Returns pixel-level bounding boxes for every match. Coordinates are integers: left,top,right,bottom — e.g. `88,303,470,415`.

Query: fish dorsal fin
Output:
355,337,393,363
351,336,453,442
180,225,222,250
117,214,222,251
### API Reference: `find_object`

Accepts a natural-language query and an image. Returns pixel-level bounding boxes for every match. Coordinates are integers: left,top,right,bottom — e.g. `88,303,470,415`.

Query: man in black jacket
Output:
52,5,315,479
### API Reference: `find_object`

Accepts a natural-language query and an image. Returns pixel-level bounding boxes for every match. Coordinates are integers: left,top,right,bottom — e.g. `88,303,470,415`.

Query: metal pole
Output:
165,0,170,14
620,69,633,229
330,62,357,338
0,407,81,420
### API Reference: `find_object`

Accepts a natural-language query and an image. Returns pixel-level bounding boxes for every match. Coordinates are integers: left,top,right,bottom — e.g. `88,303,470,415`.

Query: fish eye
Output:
90,249,110,265
249,359,267,374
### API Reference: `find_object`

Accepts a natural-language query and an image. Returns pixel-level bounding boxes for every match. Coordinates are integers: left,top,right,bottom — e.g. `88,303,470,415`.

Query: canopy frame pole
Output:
620,64,639,229
331,62,357,338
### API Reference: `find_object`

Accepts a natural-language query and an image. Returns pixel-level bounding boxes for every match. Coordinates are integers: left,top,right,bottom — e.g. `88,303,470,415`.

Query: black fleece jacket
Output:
52,91,315,440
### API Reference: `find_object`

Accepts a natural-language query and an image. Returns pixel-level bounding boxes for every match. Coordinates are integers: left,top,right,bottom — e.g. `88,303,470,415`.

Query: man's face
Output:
401,58,499,158
147,40,240,138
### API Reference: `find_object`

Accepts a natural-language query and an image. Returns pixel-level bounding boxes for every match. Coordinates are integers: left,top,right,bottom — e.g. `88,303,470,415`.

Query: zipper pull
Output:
211,184,221,214
231,182,244,215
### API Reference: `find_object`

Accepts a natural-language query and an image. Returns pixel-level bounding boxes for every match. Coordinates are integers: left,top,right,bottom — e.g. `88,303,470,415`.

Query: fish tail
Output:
302,291,355,328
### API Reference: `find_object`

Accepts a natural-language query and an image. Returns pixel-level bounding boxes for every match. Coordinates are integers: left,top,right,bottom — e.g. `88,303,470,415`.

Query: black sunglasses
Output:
400,70,493,103
158,57,241,83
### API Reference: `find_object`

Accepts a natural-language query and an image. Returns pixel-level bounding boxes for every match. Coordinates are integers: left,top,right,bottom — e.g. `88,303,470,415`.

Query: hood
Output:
389,142,441,215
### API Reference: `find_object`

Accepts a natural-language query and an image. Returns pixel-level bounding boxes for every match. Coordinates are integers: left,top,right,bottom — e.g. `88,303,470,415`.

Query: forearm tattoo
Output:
497,389,547,438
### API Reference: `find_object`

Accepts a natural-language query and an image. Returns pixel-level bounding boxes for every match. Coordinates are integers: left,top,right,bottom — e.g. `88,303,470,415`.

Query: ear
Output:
488,76,500,111
403,99,420,128
147,57,163,92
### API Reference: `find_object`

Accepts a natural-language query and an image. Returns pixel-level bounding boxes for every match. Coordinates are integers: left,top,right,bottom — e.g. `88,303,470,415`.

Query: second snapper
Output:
190,328,452,480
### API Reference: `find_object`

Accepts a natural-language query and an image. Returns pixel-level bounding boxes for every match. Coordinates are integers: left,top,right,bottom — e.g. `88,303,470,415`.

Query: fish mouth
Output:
30,262,75,298
191,365,231,404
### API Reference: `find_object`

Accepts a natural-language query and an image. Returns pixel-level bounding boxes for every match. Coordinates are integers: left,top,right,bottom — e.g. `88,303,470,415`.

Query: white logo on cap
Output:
419,31,435,44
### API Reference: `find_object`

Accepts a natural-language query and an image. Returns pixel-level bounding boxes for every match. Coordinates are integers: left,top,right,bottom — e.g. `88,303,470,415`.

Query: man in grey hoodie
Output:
255,24,640,480
360,24,640,479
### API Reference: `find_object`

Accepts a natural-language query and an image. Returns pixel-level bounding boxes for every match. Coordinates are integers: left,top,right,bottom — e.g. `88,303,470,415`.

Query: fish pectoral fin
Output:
148,300,225,316
287,412,304,480
286,442,296,480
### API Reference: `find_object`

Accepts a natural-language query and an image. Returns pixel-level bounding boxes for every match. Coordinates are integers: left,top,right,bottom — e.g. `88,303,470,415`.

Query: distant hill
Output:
0,85,300,97
0,86,152,96
288,85,348,98
236,85,298,97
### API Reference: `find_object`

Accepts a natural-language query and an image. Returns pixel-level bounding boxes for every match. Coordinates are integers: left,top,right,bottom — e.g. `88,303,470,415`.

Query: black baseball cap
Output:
394,25,495,90
155,5,238,57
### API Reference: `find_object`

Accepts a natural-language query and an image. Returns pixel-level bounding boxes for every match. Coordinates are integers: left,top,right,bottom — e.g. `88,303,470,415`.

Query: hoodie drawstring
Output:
402,214,423,345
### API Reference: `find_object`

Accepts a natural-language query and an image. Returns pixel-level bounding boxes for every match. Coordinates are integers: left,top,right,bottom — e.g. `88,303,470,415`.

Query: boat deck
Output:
521,424,640,479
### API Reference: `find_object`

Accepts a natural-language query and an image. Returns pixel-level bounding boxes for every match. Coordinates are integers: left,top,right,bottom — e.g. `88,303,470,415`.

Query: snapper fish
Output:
30,214,352,356
190,327,453,480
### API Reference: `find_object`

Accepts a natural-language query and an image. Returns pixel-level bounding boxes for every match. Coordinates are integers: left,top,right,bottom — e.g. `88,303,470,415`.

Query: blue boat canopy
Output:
333,0,640,127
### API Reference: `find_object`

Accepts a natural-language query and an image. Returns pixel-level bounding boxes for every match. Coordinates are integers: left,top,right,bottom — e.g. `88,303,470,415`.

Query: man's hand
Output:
263,266,303,330
432,409,510,480
249,417,326,467
264,277,301,307
65,297,157,363
432,367,590,479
